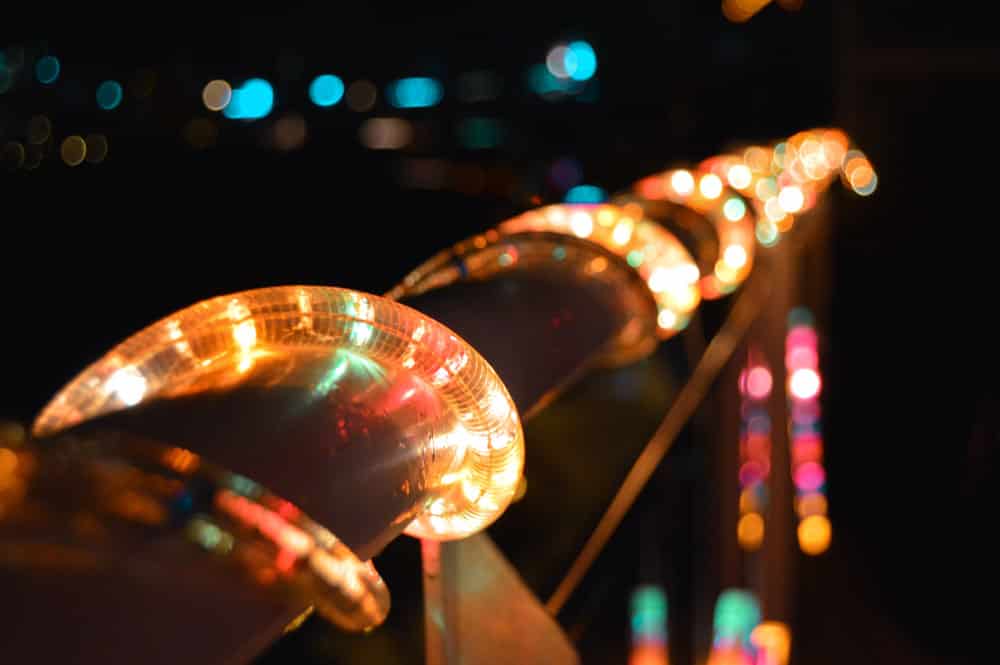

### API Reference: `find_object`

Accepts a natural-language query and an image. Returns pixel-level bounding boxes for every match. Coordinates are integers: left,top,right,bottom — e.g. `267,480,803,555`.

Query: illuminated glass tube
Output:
34,286,524,550
625,168,755,299
493,204,701,338
0,431,389,665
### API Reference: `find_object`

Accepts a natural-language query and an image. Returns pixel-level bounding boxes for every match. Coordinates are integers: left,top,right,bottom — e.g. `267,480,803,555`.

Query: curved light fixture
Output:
33,286,525,545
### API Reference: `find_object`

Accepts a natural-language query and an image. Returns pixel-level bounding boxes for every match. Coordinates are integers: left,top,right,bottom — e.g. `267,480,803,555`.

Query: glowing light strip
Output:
33,286,525,544
632,169,756,299
629,585,669,665
498,203,701,337
699,128,876,247
784,307,830,556
737,347,772,552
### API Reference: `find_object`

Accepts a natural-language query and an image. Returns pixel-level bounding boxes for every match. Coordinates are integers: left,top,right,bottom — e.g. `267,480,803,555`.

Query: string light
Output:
785,306,831,555
737,347,771,551
630,585,669,665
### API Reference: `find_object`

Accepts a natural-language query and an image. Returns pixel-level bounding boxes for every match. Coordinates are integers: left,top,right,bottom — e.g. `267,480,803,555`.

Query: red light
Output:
745,366,773,400
793,461,826,491
786,325,817,350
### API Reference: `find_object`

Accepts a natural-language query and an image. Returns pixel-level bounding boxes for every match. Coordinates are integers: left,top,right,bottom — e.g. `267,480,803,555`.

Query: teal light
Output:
309,74,344,107
552,246,567,261
35,56,60,84
564,184,606,203
723,197,746,221
788,306,815,328
566,41,597,81
96,80,123,110
223,78,274,120
314,353,350,397
713,588,761,645
630,585,668,643
527,64,573,96
627,249,644,268
387,77,442,108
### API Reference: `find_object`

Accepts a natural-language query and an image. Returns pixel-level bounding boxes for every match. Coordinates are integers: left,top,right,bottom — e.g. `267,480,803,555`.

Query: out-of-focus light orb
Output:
756,220,779,247
737,512,765,550
84,134,109,164
60,135,86,166
671,169,695,195
795,492,828,518
787,324,818,350
793,461,826,492
723,197,746,221
713,589,761,643
567,40,597,81
309,74,344,107
96,80,123,110
727,164,752,189
35,55,60,84
223,78,274,120
751,622,791,665
745,366,772,400
699,173,723,199
798,514,832,555
764,197,785,223
546,44,574,79
777,186,804,213
657,309,678,330
565,184,606,203
723,244,748,271
722,0,773,22
387,77,442,109
569,210,594,238
202,79,232,111
789,368,821,400
785,345,818,371
273,114,308,151
850,165,877,195
359,117,413,150
346,80,377,111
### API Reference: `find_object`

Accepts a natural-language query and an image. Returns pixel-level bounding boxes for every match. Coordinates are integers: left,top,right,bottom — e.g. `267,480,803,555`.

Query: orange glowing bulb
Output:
798,514,832,555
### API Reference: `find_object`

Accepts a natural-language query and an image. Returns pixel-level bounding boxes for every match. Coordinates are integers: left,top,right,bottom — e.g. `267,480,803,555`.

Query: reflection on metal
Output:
34,287,524,547
423,534,579,665
0,429,388,663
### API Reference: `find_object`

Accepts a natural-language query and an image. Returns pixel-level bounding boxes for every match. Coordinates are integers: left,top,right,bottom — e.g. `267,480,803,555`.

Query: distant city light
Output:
309,74,345,107
35,55,60,84
387,77,442,109
565,184,607,203
96,80,123,110
223,78,274,120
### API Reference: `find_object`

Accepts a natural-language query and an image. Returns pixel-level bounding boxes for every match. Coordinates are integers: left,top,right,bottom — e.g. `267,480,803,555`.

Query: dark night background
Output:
2,2,997,664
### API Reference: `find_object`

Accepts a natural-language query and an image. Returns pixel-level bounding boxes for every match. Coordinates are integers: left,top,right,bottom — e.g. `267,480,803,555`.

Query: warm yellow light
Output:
737,512,765,550
723,244,748,270
60,135,86,166
699,173,723,200
727,164,753,190
798,514,832,555
569,210,594,238
751,621,791,665
657,308,678,330
722,0,774,22
777,186,804,213
670,169,695,196
612,219,635,245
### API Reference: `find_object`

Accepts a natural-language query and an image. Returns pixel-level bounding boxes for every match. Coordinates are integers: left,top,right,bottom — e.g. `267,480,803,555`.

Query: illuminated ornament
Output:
496,204,700,337
34,286,524,543
628,167,755,298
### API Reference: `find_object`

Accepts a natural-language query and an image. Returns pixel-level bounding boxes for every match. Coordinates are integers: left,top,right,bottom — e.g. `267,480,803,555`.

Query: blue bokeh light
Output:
96,80,123,110
567,41,597,81
35,56,60,84
564,184,607,203
387,77,442,108
309,74,344,107
223,78,274,120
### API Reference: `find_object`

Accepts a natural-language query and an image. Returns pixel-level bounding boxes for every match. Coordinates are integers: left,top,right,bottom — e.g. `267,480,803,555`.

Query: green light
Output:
315,353,350,397
713,588,760,644
723,197,746,221
755,220,779,247
626,249,644,268
630,585,667,640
